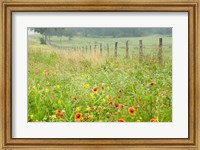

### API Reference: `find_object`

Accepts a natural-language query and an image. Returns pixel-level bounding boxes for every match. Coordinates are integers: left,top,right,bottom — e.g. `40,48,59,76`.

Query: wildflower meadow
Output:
28,28,172,122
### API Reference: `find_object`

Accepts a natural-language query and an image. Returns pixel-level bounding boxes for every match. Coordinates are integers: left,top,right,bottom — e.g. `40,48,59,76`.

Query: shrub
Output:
39,37,46,45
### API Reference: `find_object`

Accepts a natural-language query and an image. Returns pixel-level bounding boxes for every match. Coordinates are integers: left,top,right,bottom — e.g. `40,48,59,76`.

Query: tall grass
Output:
28,35,172,122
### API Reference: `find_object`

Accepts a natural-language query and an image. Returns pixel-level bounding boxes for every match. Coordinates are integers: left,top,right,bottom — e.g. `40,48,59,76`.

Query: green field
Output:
28,34,172,122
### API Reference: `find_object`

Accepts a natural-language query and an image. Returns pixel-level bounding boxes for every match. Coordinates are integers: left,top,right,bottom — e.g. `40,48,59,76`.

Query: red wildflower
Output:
93,87,98,92
119,104,125,108
150,119,158,122
148,82,156,85
55,109,64,119
118,119,125,122
72,97,77,101
128,107,135,115
114,104,119,108
75,113,82,122
101,86,105,90
108,101,112,105
108,97,113,101
83,115,91,121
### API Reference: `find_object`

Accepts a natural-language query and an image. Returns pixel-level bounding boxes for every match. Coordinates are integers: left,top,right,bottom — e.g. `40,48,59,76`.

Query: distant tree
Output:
64,28,76,40
34,28,52,44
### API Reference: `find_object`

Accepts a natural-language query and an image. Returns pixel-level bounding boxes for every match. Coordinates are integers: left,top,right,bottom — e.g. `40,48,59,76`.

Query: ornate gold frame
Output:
0,0,199,149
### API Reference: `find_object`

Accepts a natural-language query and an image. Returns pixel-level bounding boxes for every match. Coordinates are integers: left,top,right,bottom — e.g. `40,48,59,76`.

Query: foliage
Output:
28,35,172,122
39,37,46,45
32,27,172,39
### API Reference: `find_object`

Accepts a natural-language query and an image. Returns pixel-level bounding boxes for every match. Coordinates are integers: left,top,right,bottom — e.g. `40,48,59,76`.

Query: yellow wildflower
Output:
76,107,81,112
107,86,110,91
137,120,141,122
37,84,40,87
58,100,61,104
86,107,91,111
52,115,56,119
45,88,49,93
84,84,90,88
37,90,41,94
106,95,109,99
90,93,94,99
103,99,106,102
57,85,60,89
156,116,159,122
30,114,34,119
32,86,36,89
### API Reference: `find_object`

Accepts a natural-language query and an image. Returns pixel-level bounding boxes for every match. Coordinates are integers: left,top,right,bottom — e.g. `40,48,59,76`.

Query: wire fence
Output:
48,38,170,64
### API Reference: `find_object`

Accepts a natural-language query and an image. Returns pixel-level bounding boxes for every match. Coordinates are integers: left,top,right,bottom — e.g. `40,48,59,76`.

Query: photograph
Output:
28,27,172,122
1,0,199,148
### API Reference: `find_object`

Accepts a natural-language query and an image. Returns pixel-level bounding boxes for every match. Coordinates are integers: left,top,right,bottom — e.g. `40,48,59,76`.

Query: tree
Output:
64,28,75,40
34,28,49,43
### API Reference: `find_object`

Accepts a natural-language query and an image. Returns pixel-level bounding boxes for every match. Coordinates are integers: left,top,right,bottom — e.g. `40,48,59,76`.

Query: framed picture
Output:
0,0,199,149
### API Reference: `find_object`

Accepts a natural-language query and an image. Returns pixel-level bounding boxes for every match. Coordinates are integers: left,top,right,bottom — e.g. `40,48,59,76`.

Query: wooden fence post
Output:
139,39,143,62
94,45,96,53
158,38,163,64
85,46,87,53
107,44,109,56
114,42,118,57
82,46,84,53
100,43,102,56
126,41,129,59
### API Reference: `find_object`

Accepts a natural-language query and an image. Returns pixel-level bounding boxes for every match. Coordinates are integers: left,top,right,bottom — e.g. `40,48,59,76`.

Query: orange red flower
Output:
83,114,92,121
128,107,135,115
75,113,82,122
72,97,77,101
148,82,156,85
135,104,140,109
88,106,97,110
55,109,64,119
114,104,119,108
119,104,124,108
150,119,158,122
118,119,125,122
108,97,114,101
108,101,112,105
93,87,98,92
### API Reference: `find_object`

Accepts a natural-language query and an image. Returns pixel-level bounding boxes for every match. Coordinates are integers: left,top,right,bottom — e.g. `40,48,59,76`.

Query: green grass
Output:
28,34,172,122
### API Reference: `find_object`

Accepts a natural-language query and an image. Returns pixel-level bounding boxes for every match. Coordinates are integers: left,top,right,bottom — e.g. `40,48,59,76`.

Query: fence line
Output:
126,40,129,59
139,39,143,62
114,42,118,57
158,38,163,64
48,38,164,64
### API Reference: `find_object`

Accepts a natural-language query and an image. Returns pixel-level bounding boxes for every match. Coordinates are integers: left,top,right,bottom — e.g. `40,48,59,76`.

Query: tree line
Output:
31,27,172,44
